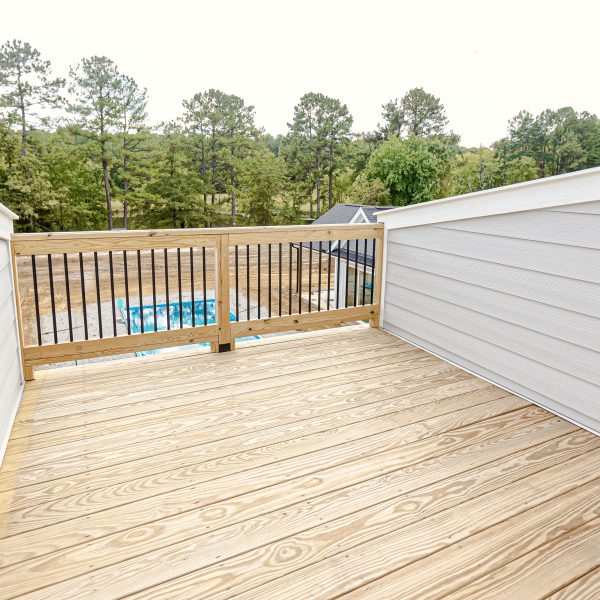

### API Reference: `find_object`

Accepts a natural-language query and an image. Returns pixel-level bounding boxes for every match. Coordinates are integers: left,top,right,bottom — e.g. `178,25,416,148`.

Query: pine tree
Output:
115,74,149,229
68,56,122,229
0,40,63,155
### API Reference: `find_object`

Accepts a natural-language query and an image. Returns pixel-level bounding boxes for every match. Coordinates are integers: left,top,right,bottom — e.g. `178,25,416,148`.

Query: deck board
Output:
547,565,600,599
0,325,597,599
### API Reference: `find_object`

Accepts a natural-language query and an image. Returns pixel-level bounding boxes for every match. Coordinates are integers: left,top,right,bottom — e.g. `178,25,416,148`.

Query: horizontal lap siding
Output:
382,200,600,434
0,238,23,463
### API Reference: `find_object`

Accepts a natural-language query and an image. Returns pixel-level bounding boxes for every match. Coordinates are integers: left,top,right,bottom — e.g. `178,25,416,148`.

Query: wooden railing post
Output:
369,234,385,328
10,240,34,380
212,233,234,352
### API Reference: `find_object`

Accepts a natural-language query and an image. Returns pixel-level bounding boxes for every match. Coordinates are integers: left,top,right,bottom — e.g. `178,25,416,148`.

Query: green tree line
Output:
2,40,600,232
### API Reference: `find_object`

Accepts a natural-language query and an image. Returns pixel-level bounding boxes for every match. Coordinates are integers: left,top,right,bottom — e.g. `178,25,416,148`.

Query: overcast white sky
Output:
2,0,599,147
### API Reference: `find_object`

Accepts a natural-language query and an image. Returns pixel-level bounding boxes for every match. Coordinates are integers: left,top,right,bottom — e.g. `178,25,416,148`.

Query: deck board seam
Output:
0,414,575,595
0,386,514,508
41,422,583,600
231,451,600,600
0,402,538,540
402,490,600,600
33,342,409,404
27,344,417,415
2,358,455,473
542,564,600,599
34,327,389,392
3,424,577,575
0,384,508,514
11,373,484,461
12,352,433,435
9,359,455,445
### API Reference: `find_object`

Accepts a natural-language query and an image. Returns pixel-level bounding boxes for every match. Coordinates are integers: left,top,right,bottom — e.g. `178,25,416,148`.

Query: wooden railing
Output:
11,223,384,379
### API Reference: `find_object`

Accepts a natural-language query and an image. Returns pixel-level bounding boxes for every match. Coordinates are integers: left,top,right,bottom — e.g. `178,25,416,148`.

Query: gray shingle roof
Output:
311,204,393,225
295,204,393,266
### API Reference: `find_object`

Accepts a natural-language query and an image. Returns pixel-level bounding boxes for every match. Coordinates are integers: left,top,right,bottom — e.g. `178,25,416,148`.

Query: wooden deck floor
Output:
1,325,600,599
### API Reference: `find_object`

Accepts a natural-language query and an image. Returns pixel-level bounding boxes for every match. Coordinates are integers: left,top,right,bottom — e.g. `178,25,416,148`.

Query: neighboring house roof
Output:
311,203,393,225
296,204,393,267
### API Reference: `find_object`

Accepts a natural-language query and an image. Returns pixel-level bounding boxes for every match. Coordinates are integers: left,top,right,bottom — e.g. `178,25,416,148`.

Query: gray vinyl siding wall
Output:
0,225,23,463
382,200,600,433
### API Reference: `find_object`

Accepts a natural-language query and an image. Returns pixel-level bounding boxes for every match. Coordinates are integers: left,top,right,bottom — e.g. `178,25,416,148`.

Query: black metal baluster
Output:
202,247,207,326
244,244,250,320
362,238,368,306
78,253,88,340
317,241,322,311
63,254,74,341
268,244,272,318
108,251,116,337
344,240,350,309
137,250,144,334
177,248,183,329
190,248,195,328
123,251,131,335
278,243,282,317
298,242,302,314
371,238,376,303
234,245,239,322
93,252,102,339
353,238,359,307
308,241,312,313
31,256,42,345
327,240,332,310
152,249,158,332
336,240,341,309
47,254,58,344
164,248,170,330
288,242,292,315
257,244,261,319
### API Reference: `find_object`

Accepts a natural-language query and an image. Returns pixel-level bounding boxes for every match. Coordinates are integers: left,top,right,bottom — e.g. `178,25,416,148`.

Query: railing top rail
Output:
12,223,383,256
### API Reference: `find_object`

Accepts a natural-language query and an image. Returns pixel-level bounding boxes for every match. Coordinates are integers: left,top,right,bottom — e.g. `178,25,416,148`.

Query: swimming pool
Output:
118,298,259,356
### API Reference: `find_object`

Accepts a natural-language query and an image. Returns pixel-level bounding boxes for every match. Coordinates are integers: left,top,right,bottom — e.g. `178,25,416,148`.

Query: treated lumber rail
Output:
11,224,381,255
11,223,384,376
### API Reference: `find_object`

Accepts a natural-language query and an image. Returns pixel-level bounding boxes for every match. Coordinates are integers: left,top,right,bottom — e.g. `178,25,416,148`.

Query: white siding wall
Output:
0,206,23,464
381,199,600,434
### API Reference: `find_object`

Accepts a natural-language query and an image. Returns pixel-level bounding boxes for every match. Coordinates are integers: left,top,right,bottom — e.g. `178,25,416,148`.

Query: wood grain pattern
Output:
546,565,600,600
2,365,468,491
22,325,382,397
344,467,600,599
10,361,460,454
129,427,597,600
0,327,597,600
1,395,531,537
22,324,219,365
224,449,600,600
214,233,231,349
440,516,600,599
3,417,583,598
230,305,379,338
0,377,490,515
12,223,383,255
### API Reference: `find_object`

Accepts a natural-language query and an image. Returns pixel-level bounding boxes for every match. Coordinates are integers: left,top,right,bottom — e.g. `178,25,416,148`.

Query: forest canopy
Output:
2,40,600,232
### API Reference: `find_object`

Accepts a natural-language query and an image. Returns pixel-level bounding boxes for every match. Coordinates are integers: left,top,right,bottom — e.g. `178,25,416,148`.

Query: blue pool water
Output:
118,298,259,356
